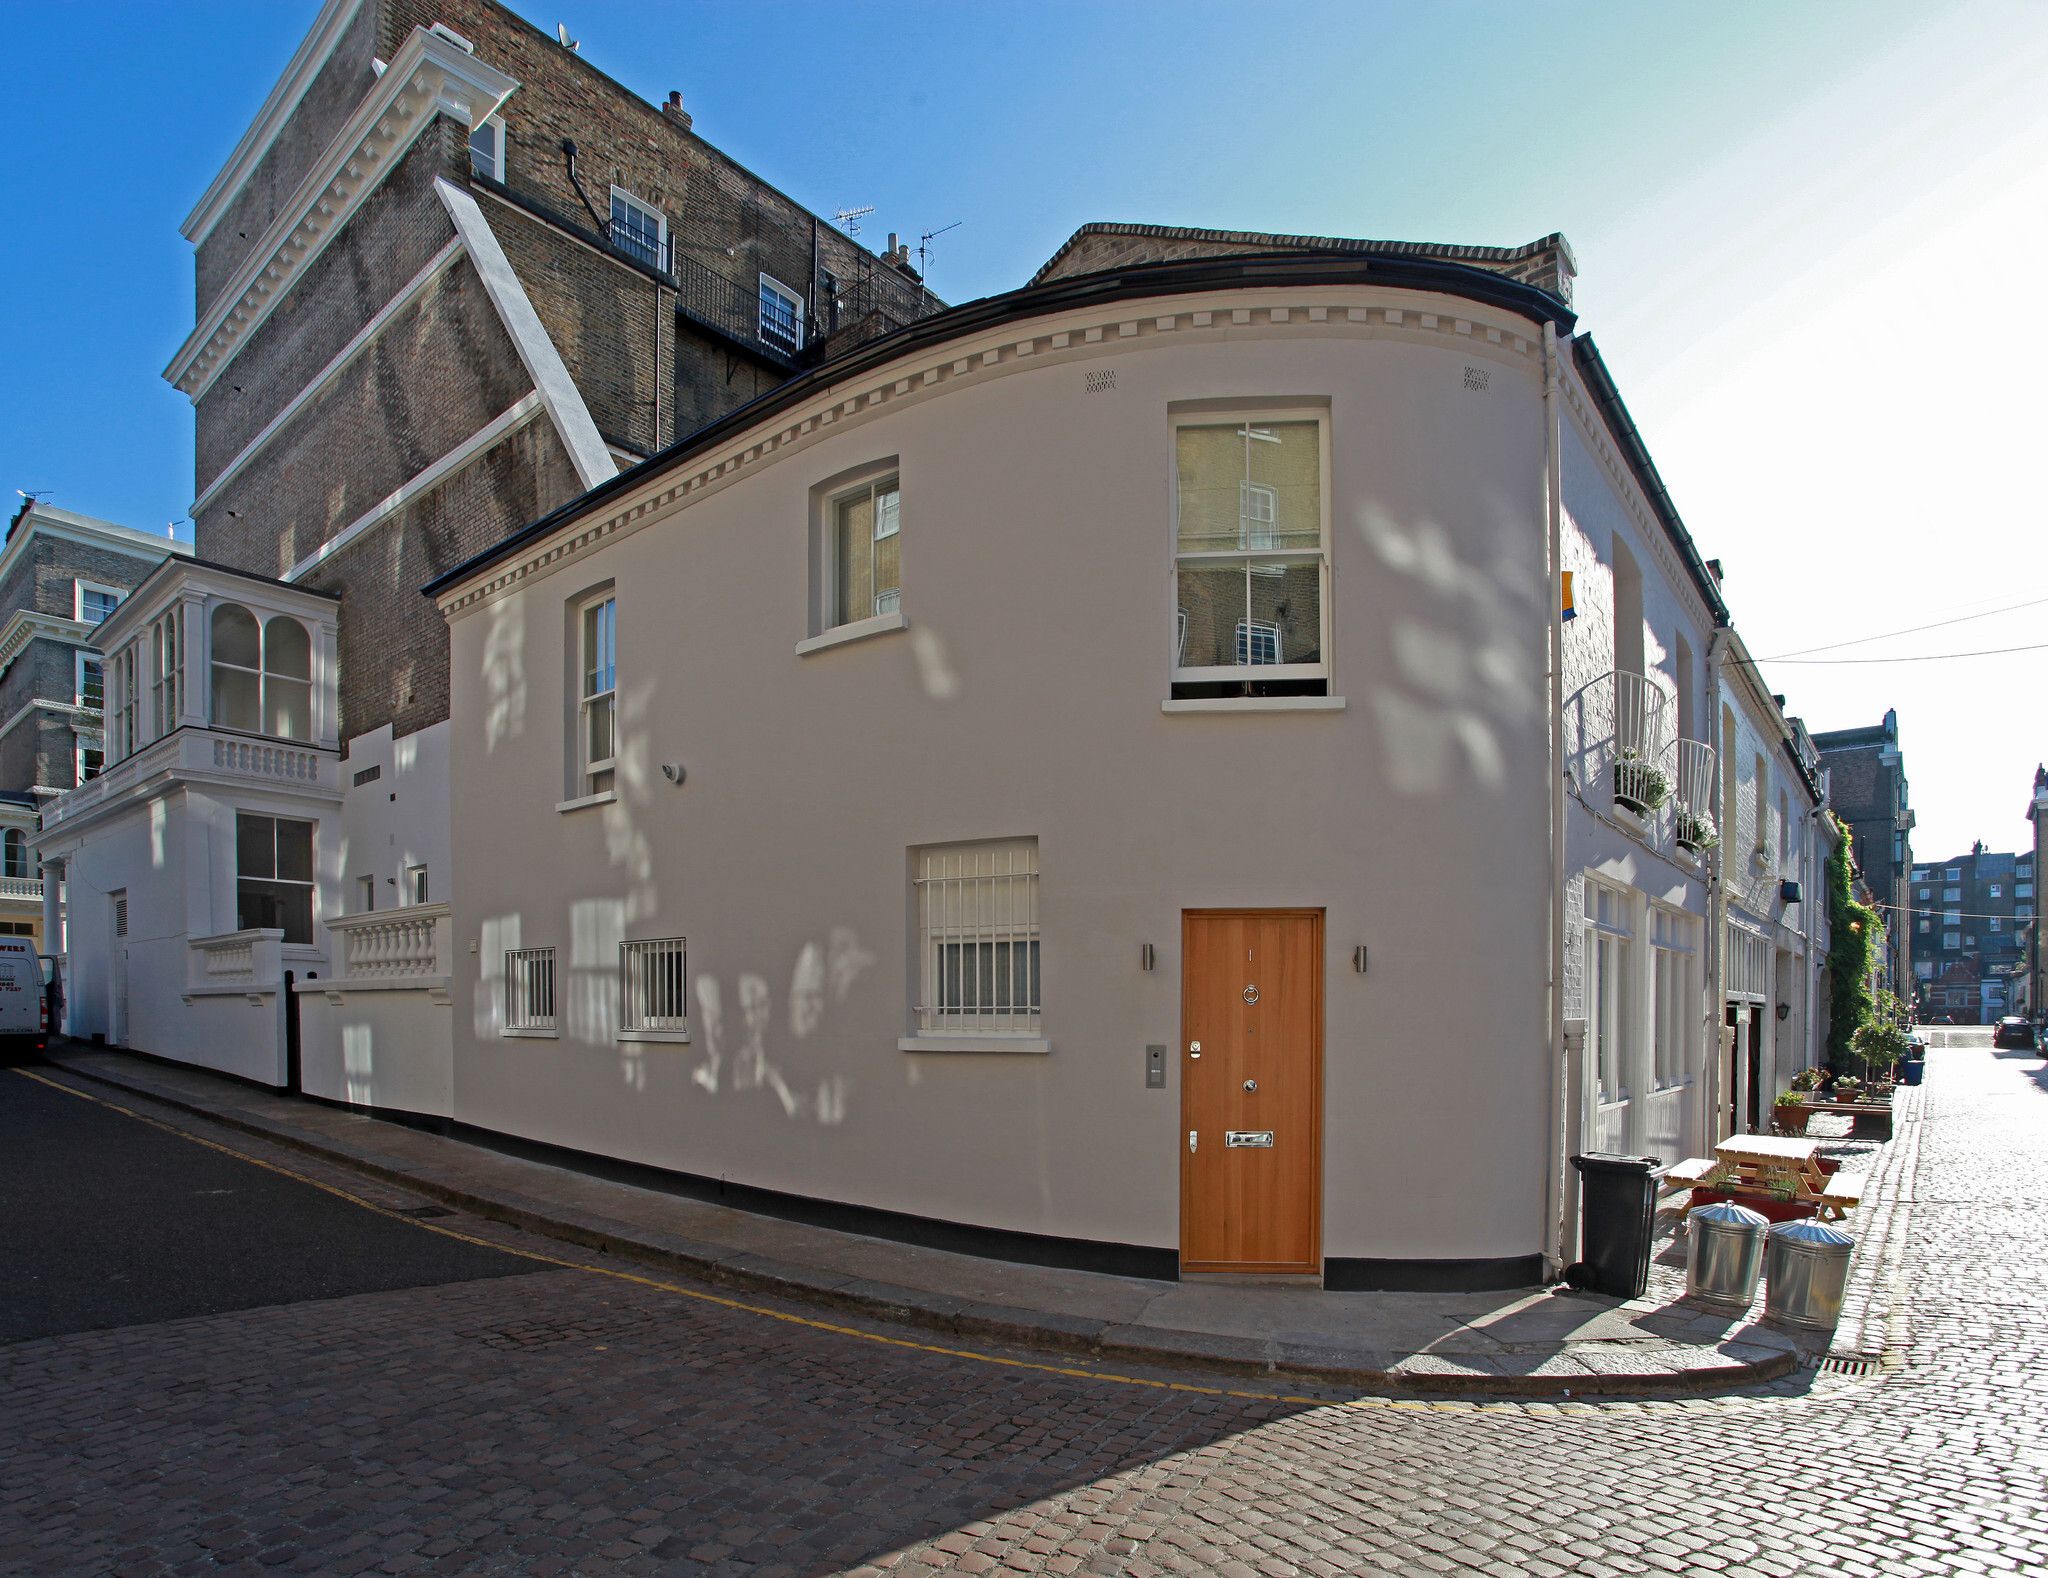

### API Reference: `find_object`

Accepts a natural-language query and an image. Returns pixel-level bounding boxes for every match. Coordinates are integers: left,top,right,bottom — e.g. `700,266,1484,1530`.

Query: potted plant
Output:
1772,1089,1811,1135
1674,807,1719,853
1614,748,1671,815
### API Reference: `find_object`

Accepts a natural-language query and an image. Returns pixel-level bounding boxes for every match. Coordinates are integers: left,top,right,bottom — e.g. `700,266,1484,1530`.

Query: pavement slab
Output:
32,1045,1861,1395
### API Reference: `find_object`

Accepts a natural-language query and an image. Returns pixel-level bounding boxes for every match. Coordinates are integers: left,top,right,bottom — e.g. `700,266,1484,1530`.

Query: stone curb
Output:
46,1050,1798,1399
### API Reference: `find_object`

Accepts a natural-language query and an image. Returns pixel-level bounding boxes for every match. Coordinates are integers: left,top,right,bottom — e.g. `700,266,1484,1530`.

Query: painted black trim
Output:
289,1088,1184,1282
424,250,1576,599
1324,1254,1545,1293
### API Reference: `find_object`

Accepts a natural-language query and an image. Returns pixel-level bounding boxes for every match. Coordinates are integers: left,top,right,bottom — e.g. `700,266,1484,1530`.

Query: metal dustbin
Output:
1566,1153,1661,1298
1764,1217,1855,1332
1687,1199,1769,1313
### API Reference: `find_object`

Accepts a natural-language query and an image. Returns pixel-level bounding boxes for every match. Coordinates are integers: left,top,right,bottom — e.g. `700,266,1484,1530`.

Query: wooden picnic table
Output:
1658,1134,1867,1221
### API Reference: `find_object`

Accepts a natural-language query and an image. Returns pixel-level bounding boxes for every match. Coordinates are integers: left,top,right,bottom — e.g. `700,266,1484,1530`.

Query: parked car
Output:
1992,1017,2037,1050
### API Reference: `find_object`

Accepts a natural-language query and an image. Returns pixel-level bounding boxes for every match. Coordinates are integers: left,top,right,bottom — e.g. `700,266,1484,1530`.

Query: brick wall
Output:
196,127,466,492
195,0,382,315
300,418,582,744
197,252,533,579
479,196,669,453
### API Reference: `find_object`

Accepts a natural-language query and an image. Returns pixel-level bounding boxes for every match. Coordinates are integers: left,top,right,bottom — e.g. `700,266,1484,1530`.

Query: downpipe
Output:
1542,322,1570,1278
1704,628,1732,1148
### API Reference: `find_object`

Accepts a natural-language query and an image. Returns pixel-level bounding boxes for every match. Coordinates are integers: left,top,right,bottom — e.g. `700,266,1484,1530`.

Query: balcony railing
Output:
1569,670,1721,862
321,903,452,1002
0,876,42,902
42,727,338,832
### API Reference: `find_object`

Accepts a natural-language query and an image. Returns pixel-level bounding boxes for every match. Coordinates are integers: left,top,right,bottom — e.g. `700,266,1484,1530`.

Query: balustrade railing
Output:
186,928,285,995
1603,670,1670,816
0,876,42,901
323,903,451,987
1674,738,1720,853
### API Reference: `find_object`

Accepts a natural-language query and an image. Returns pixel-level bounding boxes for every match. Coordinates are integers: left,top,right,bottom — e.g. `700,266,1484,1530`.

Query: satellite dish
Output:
557,23,580,51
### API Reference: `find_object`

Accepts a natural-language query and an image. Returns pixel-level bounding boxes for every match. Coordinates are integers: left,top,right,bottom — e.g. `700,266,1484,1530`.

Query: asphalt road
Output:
0,1067,530,1342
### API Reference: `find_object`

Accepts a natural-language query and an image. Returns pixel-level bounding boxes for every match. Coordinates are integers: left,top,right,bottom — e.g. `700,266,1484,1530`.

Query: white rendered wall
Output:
444,290,1562,1264
299,988,452,1114
332,720,452,919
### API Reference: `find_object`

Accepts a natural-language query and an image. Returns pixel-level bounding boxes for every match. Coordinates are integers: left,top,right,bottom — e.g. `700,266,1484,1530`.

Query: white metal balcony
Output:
1674,738,1720,853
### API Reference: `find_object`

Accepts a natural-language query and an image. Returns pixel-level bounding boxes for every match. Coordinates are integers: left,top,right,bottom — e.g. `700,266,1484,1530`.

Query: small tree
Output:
1851,989,1913,1079
1825,813,1882,1070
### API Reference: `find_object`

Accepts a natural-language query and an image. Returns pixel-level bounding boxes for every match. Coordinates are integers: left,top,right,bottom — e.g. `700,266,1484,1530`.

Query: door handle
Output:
1188,1130,1198,1153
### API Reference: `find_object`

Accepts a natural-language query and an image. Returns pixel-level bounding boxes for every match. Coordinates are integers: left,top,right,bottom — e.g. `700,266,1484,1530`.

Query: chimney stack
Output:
662,90,692,132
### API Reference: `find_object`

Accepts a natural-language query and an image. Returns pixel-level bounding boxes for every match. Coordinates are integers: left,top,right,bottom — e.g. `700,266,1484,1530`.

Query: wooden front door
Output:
1180,909,1323,1274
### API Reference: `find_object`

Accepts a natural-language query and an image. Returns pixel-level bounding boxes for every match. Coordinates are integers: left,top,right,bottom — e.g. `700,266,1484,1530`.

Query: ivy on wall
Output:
1825,811,1883,1068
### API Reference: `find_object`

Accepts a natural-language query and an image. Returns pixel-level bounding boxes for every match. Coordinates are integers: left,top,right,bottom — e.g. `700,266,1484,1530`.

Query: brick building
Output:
2027,765,2048,1021
1813,709,1914,996
1909,842,2030,1022
0,499,188,947
37,0,936,1062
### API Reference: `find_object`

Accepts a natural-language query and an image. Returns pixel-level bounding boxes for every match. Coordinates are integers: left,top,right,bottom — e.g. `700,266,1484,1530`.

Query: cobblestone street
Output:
5,1041,2045,1578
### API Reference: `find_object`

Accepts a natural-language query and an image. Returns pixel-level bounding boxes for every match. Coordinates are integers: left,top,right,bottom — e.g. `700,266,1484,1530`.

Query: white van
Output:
0,936,48,1056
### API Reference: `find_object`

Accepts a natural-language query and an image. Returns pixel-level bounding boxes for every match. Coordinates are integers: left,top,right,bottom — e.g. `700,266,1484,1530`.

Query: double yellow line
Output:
13,1067,1849,1418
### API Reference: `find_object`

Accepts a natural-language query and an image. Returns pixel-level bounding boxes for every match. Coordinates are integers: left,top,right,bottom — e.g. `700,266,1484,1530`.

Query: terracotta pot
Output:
1772,1104,1810,1135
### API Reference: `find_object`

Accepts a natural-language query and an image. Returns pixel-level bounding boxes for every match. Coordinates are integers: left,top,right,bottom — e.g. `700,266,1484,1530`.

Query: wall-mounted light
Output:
1353,945,1368,973
1776,1001,1792,1021
661,764,685,785
1140,943,1154,971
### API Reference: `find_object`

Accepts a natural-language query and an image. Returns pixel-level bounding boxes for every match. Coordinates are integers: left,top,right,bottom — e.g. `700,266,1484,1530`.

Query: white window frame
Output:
1583,880,1634,1106
468,114,505,182
825,474,902,631
619,937,688,1039
506,946,558,1037
75,580,124,624
1989,884,2002,898
75,651,104,712
1648,907,1694,1092
74,731,104,784
1170,409,1332,688
408,865,429,905
578,592,617,797
759,273,804,353
912,840,1041,1041
357,875,376,914
607,186,667,272
1944,933,1960,949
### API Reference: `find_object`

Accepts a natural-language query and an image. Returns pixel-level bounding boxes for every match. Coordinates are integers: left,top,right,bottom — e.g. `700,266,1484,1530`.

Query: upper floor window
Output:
831,477,901,628
1944,888,1961,902
1173,415,1327,696
2,829,31,880
580,595,616,795
1918,887,1930,899
76,582,123,624
149,607,185,740
1989,884,2003,898
2018,884,2034,899
211,604,310,740
759,275,803,354
468,115,504,182
608,188,666,271
77,654,103,712
1946,867,1961,880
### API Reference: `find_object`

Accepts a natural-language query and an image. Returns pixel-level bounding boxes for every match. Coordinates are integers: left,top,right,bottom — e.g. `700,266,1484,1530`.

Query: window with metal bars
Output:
506,947,557,1033
620,937,687,1032
915,841,1039,1033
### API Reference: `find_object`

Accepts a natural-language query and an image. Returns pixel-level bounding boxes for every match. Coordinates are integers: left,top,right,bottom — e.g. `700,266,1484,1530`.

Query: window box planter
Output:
1613,751,1670,815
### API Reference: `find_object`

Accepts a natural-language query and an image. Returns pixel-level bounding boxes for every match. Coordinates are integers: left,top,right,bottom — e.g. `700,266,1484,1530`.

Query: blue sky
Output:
3,1,2043,857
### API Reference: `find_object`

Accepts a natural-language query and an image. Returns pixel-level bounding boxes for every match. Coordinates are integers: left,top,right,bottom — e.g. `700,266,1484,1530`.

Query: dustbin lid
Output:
1768,1217,1854,1247
1689,1199,1768,1228
1571,1153,1662,1174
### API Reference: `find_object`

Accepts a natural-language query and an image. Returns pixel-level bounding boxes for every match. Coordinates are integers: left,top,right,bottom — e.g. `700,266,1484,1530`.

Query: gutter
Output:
425,249,1577,600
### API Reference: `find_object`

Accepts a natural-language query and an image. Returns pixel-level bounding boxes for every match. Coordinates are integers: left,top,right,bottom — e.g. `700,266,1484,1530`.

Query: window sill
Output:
1160,696,1346,714
556,790,617,814
502,1026,560,1039
796,610,907,657
617,1028,691,1044
898,1035,1051,1055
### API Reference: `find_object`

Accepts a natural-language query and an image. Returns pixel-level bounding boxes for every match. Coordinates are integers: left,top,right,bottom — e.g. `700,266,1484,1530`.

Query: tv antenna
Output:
917,221,961,278
834,206,876,236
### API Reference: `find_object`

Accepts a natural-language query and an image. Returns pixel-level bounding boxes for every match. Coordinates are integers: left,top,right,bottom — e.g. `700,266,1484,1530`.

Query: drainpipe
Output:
1542,322,1569,1278
1704,628,1731,1148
